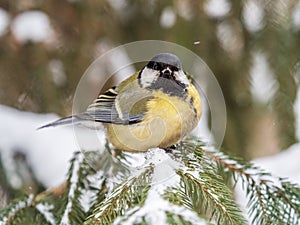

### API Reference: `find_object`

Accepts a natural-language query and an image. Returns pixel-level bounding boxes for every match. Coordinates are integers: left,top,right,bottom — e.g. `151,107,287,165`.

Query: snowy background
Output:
0,87,300,189
0,0,299,213
1,98,299,188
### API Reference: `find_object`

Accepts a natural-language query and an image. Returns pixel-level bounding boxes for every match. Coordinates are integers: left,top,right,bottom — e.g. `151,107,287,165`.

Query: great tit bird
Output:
39,53,202,152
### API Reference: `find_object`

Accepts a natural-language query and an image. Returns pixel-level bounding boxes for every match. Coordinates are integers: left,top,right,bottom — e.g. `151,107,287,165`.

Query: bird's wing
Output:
85,86,145,124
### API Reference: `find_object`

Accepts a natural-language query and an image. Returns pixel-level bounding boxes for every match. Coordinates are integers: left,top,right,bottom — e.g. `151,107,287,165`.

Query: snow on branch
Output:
1,139,299,225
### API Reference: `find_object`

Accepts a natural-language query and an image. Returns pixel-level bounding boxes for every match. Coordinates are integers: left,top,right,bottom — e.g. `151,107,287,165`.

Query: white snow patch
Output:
119,151,147,169
160,7,176,28
176,1,193,20
292,1,300,30
242,0,265,32
137,184,205,225
0,8,9,37
253,143,300,183
80,171,106,213
108,0,128,12
294,87,300,141
60,153,83,225
204,0,231,18
11,11,53,43
36,203,56,225
216,21,243,56
49,60,67,87
119,149,181,185
0,104,105,188
113,150,206,225
146,148,181,186
250,51,278,104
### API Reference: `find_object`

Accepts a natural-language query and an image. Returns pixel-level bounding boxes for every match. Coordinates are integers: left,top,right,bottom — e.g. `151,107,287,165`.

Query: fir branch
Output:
174,140,247,224
90,143,130,181
84,168,152,225
106,148,209,225
207,151,300,224
0,150,107,225
84,171,108,217
0,194,56,225
57,152,86,225
183,138,300,225
35,203,56,225
175,169,246,225
165,211,196,225
113,204,210,225
57,151,102,225
1,139,299,225
0,194,34,224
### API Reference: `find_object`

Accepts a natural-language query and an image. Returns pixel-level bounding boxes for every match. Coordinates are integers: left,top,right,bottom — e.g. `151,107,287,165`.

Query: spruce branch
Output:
0,151,107,225
165,211,206,225
35,202,56,225
208,152,300,225
0,194,34,224
177,170,246,225
112,148,210,225
183,138,300,225
113,203,210,225
1,138,299,225
84,168,153,225
56,151,108,225
166,147,247,225
0,194,57,225
57,152,87,225
112,198,210,225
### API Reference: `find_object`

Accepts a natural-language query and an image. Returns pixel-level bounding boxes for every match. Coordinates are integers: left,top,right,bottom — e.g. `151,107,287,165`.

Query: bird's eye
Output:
153,63,160,70
172,66,179,72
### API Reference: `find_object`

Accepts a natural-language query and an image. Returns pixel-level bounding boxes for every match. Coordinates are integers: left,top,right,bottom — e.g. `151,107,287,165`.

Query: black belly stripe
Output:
186,96,198,119
190,96,194,105
193,107,198,119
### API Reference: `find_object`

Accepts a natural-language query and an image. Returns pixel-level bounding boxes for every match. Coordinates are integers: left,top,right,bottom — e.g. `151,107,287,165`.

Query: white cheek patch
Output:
174,71,190,86
140,68,159,87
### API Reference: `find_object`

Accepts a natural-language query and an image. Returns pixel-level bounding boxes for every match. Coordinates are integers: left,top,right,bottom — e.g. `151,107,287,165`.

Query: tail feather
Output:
37,115,83,130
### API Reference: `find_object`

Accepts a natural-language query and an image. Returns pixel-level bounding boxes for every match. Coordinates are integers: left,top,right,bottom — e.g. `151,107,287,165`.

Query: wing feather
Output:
39,83,147,129
86,86,144,124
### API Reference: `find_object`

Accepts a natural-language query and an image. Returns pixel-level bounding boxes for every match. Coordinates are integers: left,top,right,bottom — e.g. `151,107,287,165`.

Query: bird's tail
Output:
37,115,84,130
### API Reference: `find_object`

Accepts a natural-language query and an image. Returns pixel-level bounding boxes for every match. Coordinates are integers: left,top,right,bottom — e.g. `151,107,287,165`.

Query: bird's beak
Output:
161,67,172,78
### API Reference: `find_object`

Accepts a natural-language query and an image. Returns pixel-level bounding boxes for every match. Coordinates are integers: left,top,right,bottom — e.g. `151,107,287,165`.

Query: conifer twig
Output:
183,138,300,225
84,168,152,225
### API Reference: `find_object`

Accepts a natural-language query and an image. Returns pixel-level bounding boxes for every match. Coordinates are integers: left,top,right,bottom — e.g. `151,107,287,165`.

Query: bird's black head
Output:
138,53,189,97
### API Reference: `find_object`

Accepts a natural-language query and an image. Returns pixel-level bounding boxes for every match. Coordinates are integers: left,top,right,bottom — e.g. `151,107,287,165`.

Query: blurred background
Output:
0,0,300,204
